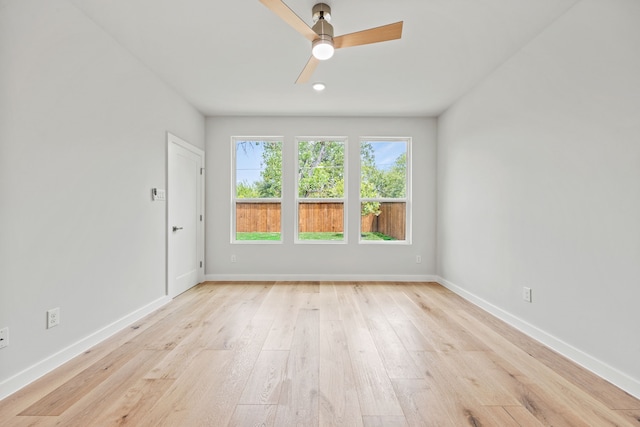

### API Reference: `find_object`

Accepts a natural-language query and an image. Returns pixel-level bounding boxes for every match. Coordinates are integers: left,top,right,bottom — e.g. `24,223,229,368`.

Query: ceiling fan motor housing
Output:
311,3,334,60
312,4,333,38
312,3,331,22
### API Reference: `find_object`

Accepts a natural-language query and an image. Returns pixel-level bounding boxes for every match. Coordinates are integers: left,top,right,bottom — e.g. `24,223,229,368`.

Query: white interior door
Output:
168,133,204,297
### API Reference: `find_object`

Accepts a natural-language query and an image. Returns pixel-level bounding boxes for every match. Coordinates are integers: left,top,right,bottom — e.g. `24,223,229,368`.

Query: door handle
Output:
172,226,183,232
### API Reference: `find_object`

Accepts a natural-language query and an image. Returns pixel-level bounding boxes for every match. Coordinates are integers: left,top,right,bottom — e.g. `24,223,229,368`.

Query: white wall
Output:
206,116,436,281
438,0,640,397
0,0,204,397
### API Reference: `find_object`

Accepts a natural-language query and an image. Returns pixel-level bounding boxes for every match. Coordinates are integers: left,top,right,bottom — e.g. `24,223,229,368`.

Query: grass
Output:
236,232,281,241
299,232,344,241
236,231,396,241
361,232,397,241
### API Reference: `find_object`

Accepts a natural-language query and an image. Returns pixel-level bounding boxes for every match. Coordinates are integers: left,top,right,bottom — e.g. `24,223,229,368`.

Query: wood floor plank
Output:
207,283,273,350
319,320,364,427
614,409,640,425
85,378,174,427
402,352,518,427
295,281,320,293
5,416,57,427
353,284,422,379
262,285,307,350
503,405,547,426
238,350,289,405
18,342,144,416
371,285,436,352
397,284,490,352
144,349,235,427
392,376,522,427
362,415,409,427
274,309,320,426
228,404,277,427
439,350,522,406
138,283,236,351
150,317,272,426
144,284,243,379
2,281,638,426
336,284,404,416
51,349,169,426
319,282,341,321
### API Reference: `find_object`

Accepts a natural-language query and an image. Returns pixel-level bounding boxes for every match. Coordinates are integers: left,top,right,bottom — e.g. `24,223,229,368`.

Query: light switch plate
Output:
0,327,8,349
152,188,166,201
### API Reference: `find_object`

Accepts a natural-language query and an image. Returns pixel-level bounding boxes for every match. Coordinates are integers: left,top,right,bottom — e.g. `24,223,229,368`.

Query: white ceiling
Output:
70,0,578,117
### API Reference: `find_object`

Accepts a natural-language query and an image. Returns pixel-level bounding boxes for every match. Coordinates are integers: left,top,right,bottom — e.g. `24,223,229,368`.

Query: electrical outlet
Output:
0,327,8,349
416,255,422,264
47,308,60,329
231,254,237,263
523,287,532,303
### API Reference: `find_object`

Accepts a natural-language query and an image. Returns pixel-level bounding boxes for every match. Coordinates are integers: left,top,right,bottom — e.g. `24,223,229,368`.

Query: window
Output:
296,138,346,242
360,138,410,243
232,138,282,242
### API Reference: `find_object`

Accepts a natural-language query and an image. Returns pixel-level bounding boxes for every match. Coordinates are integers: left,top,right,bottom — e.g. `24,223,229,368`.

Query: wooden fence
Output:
236,202,281,232
298,202,344,233
236,201,405,240
361,202,406,240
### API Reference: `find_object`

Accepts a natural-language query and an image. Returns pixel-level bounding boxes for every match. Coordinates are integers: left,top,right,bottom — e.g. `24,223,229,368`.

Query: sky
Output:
235,139,406,185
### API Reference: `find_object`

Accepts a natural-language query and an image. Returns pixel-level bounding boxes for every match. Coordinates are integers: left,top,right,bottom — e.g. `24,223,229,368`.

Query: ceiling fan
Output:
259,0,403,84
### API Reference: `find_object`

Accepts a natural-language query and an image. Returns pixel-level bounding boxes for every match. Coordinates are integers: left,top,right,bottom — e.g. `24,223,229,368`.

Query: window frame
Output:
231,136,283,244
294,136,348,245
359,137,412,245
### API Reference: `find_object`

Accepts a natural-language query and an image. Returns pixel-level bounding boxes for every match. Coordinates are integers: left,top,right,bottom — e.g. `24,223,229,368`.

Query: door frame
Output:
167,132,205,297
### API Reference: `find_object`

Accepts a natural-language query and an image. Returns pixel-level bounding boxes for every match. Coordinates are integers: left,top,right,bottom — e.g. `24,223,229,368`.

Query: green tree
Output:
360,143,407,215
256,142,282,197
298,140,344,198
236,180,260,198
379,152,406,198
360,142,381,215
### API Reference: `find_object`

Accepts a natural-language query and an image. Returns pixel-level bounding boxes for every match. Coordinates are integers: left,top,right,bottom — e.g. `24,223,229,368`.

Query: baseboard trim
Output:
436,276,640,400
0,295,171,401
204,274,438,282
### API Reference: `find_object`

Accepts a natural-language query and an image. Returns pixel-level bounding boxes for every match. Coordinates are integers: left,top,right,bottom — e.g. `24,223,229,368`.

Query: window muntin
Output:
232,138,282,243
296,139,346,243
360,138,410,243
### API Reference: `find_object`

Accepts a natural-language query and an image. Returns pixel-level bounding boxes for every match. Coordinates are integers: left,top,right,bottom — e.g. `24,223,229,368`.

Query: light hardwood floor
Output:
1,282,639,426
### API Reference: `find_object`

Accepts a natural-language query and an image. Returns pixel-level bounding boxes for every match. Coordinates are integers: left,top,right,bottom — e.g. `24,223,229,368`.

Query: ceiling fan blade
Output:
296,56,320,84
333,21,403,49
259,0,318,42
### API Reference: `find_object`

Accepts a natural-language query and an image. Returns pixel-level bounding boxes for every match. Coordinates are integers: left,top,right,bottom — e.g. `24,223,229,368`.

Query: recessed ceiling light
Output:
312,82,326,92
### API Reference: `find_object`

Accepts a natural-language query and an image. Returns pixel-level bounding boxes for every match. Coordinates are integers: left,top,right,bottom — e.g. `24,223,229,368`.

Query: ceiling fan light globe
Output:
312,38,334,60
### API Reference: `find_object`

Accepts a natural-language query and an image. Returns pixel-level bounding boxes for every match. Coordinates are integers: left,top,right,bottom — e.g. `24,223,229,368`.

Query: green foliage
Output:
360,143,381,216
236,180,260,198
257,142,282,197
298,140,344,198
380,152,407,198
360,142,406,215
